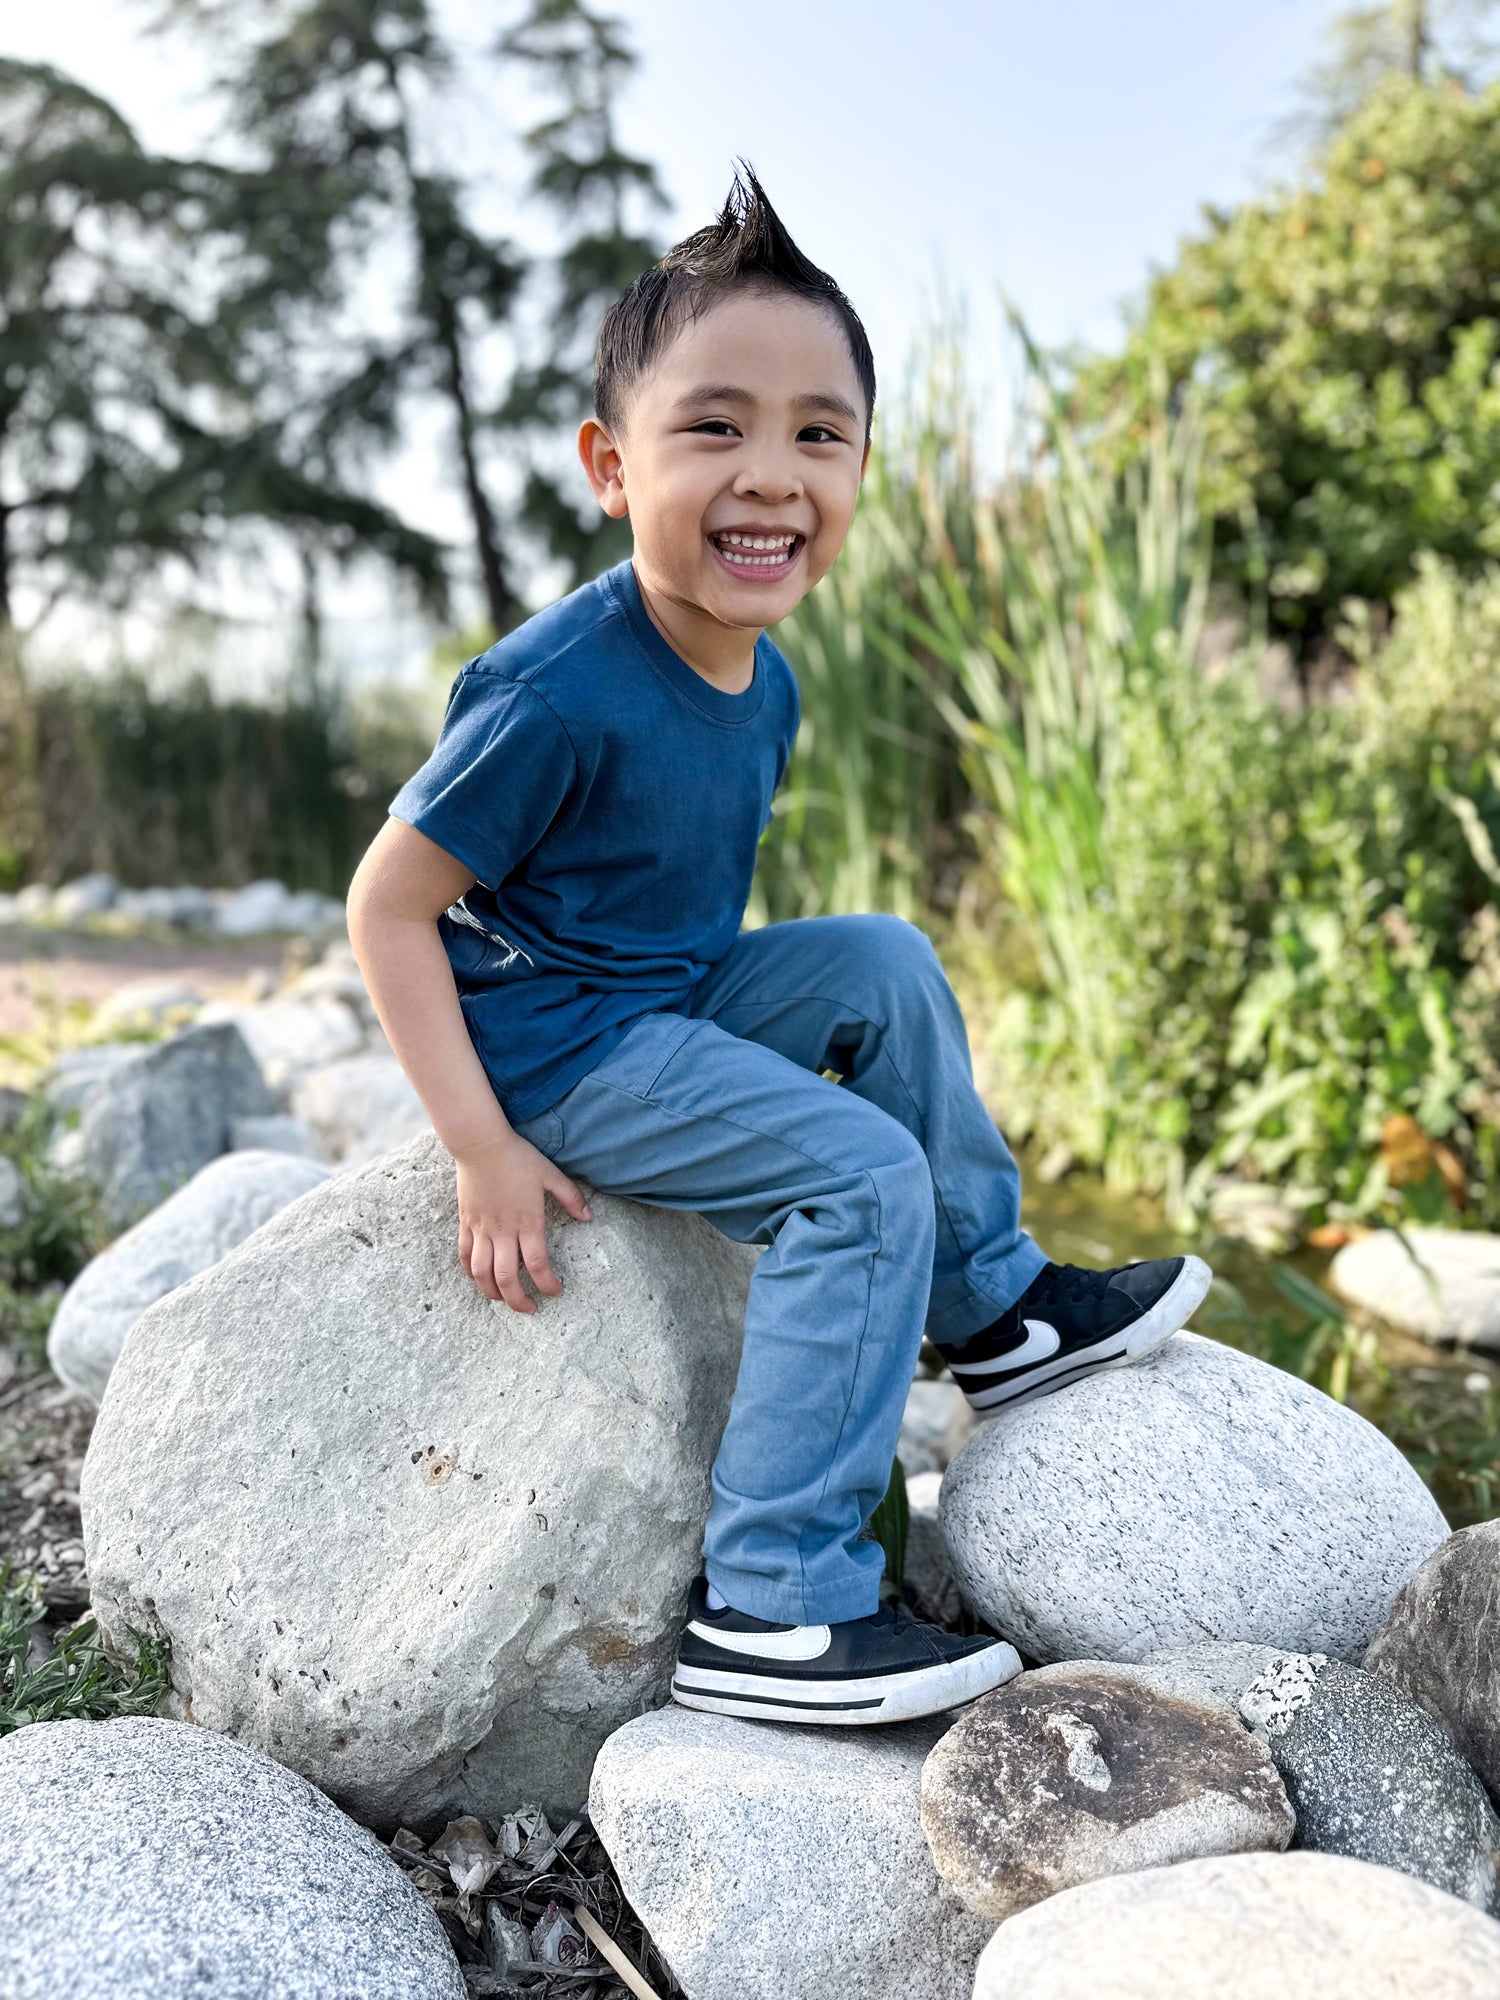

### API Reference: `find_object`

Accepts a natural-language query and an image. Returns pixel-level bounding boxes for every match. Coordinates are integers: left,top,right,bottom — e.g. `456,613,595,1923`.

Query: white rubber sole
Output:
670,1637,1022,1725
962,1254,1213,1414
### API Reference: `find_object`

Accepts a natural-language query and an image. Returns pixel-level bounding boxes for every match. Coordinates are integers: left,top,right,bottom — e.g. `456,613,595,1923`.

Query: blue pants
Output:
509,913,1047,1625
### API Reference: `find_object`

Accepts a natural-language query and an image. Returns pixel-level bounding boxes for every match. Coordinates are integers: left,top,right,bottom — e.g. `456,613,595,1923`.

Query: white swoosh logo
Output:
687,1620,832,1662
947,1318,1062,1377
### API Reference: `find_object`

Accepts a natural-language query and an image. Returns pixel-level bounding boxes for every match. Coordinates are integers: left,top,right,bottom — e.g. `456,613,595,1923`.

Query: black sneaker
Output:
935,1254,1212,1414
671,1576,1020,1725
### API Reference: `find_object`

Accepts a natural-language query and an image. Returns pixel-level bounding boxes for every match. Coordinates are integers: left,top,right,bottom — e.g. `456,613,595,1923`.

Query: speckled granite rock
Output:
921,1666,1292,1920
1365,1523,1500,1803
589,1704,992,2000
82,1132,758,1829
48,1149,331,1403
1331,1228,1500,1345
1240,1654,1500,1912
970,1851,1500,2000
940,1331,1447,1663
0,1715,465,1999
47,1021,277,1229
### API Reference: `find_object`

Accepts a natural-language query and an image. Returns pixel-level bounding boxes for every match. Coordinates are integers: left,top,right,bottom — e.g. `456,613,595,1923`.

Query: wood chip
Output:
570,1903,665,2000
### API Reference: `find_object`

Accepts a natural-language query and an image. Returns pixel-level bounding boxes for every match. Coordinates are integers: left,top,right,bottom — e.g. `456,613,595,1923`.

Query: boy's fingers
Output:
458,1217,474,1268
466,1226,501,1302
518,1223,562,1296
549,1174,594,1221
492,1241,535,1315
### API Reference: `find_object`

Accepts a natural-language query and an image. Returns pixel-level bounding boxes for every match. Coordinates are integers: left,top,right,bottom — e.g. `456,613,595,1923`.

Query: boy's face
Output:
579,288,870,635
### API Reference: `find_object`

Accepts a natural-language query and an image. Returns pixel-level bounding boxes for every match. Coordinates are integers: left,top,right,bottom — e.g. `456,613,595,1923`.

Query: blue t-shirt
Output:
388,558,801,1122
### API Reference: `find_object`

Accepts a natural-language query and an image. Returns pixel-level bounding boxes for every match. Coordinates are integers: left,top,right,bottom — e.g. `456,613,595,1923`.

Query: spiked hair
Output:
593,161,875,441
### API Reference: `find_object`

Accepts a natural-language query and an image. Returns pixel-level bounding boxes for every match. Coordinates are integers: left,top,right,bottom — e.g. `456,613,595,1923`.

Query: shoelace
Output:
1025,1260,1124,1311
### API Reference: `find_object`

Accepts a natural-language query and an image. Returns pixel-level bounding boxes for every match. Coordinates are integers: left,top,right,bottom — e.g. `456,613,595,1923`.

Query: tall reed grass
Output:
767,327,1500,1226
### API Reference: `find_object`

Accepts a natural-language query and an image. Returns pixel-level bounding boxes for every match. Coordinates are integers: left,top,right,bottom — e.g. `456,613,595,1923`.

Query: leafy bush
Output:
1076,73,1500,641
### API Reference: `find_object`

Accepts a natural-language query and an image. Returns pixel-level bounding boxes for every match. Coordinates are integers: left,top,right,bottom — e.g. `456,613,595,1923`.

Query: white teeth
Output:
713,531,797,568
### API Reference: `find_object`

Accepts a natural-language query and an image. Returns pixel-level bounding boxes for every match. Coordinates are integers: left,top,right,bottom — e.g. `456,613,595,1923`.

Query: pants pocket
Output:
589,1012,705,1100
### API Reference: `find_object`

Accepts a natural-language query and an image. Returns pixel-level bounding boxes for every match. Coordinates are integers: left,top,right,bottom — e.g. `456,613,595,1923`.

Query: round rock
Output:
939,1330,1447,1663
920,1666,1292,1920
1239,1653,1500,1912
1365,1521,1500,1802
81,1133,756,1828
590,1704,992,2000
47,1148,331,1403
1330,1227,1500,1344
0,1715,465,1999
971,1850,1500,2000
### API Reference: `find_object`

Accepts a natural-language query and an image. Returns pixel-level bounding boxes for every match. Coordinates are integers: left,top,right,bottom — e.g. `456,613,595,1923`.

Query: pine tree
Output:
0,56,447,642
494,0,667,587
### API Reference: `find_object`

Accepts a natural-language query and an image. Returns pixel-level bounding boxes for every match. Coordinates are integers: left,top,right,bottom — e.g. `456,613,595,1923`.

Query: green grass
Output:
0,1561,172,1735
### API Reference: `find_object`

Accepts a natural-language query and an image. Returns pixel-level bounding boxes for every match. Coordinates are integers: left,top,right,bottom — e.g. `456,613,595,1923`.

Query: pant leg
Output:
510,1010,936,1626
686,912,1048,1345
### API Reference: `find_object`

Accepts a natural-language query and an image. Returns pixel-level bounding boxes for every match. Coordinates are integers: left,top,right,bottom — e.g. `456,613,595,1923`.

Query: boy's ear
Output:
578,417,629,520
859,438,872,480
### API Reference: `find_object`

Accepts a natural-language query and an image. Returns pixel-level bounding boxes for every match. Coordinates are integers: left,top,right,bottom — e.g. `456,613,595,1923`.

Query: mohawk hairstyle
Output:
593,161,876,441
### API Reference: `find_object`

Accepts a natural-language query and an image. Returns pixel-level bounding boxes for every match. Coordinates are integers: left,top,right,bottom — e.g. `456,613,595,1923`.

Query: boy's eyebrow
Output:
672,383,863,426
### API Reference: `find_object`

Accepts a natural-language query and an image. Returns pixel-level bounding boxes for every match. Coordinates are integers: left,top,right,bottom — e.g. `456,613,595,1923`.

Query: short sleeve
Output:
387,671,577,890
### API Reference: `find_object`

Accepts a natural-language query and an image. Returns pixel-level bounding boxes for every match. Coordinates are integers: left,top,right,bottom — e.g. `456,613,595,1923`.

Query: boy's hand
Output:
454,1131,594,1313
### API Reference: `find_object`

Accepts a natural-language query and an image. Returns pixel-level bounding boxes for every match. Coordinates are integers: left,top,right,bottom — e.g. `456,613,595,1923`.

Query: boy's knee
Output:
839,911,948,996
864,1137,937,1235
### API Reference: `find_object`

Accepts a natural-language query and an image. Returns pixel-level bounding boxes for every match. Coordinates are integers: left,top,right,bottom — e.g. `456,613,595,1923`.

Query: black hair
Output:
593,161,876,442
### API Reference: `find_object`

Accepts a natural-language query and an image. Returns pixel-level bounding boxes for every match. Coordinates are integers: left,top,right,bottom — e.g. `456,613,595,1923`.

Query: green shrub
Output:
0,1563,171,1735
0,664,435,896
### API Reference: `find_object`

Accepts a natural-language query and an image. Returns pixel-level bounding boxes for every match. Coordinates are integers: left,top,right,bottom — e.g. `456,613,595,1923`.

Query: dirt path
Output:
0,928,296,1059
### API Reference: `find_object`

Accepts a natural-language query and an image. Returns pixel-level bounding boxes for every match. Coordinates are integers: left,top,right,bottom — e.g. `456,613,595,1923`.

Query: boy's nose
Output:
733,458,803,504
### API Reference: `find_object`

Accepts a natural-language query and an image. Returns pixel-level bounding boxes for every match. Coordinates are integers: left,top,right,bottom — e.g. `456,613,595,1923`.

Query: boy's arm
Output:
346,817,593,1313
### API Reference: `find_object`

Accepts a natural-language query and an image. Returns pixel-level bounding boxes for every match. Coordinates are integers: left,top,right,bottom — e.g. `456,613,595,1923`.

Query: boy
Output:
347,166,1210,1728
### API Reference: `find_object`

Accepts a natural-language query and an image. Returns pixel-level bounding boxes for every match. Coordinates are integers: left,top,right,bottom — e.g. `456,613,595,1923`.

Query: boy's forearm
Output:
348,906,514,1159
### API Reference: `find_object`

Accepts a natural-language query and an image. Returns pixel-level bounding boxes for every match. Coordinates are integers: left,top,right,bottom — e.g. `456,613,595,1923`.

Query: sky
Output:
8,0,1339,679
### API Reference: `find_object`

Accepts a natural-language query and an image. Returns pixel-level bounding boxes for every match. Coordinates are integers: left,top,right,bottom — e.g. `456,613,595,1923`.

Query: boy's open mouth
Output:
707,529,804,578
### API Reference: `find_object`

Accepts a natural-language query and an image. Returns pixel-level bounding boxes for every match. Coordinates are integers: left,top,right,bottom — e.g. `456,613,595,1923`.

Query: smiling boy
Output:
348,167,1210,1725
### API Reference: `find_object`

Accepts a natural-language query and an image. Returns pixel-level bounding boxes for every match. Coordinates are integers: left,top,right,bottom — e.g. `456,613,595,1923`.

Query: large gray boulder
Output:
48,1021,276,1229
1240,1653,1500,1912
1365,1522,1500,1803
1331,1227,1500,1344
290,1050,430,1165
970,1851,1500,2000
940,1331,1447,1664
0,1715,465,1999
196,995,365,1097
81,1133,755,1828
589,1704,992,2000
48,1149,332,1403
920,1666,1292,1921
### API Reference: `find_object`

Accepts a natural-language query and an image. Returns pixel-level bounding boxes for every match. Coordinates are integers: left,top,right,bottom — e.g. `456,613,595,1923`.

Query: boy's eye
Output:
798,424,842,444
688,419,739,436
